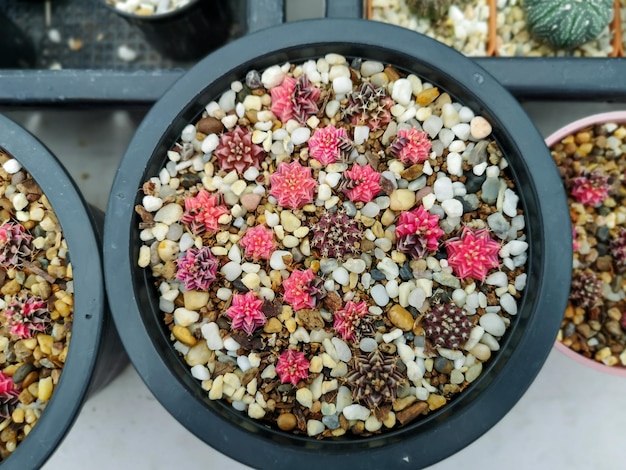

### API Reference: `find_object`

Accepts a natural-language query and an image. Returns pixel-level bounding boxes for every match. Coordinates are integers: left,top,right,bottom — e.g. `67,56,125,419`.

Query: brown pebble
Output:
196,116,224,135
277,413,297,431
21,371,39,389
427,394,447,411
595,256,612,271
387,304,414,331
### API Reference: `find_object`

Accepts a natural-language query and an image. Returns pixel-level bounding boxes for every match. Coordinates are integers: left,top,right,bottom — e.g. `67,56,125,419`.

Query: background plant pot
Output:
103,19,572,470
545,110,626,379
0,10,36,68
100,0,232,61
0,113,127,468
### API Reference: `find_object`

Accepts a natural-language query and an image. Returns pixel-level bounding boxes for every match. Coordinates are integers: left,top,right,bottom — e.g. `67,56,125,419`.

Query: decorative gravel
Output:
551,122,626,368
0,150,73,460
135,53,528,437
106,0,193,15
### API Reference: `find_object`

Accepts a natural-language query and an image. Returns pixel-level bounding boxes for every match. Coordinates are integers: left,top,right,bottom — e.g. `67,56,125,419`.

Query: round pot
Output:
100,0,232,61
0,113,127,468
104,19,572,470
546,111,626,378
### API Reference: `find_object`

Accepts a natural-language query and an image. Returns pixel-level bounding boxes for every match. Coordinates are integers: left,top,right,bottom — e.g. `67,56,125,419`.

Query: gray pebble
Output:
322,414,341,430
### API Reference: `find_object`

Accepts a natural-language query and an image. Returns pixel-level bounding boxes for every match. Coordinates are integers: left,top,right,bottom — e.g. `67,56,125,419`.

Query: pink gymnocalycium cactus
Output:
275,349,310,386
340,164,381,203
176,246,219,291
4,293,51,339
226,291,267,336
270,75,321,125
390,127,432,165
214,126,265,175
308,125,352,166
569,171,610,206
269,161,316,210
333,300,371,343
0,221,33,268
395,206,444,259
283,269,316,311
180,189,229,235
445,227,500,281
240,225,275,260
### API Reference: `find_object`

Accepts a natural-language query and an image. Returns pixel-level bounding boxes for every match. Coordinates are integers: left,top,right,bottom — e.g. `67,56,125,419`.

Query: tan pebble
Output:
293,226,309,238
389,189,416,211
1,280,20,296
382,411,396,428
285,318,297,333
240,193,262,212
27,382,39,399
157,239,179,262
277,413,297,431
470,116,492,140
309,356,323,373
37,334,53,355
470,343,491,361
416,87,440,106
138,245,151,268
310,260,320,273
594,346,612,362
38,376,53,402
387,304,414,331
264,317,283,334
11,408,24,424
183,290,208,310
280,211,302,232
392,395,417,411
369,71,390,87
372,221,385,238
172,325,197,347
427,394,447,411
185,342,211,366
381,209,396,226
209,375,223,400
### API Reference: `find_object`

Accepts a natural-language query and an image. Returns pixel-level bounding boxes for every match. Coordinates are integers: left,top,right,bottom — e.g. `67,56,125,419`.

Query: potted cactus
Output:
104,19,571,470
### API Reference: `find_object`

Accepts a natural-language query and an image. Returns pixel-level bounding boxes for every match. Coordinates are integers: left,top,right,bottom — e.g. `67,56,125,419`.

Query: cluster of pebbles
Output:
106,0,192,15
495,0,615,57
369,0,490,56
551,123,626,368
136,53,528,437
0,151,73,460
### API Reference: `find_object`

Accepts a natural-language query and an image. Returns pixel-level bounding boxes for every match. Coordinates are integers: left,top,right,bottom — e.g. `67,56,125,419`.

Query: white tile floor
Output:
4,100,626,470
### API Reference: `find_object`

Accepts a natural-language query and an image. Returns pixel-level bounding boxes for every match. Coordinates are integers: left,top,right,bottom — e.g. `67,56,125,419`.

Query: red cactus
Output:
0,221,33,268
308,125,353,166
445,226,501,281
283,269,316,311
4,293,51,339
275,349,310,386
240,225,275,260
340,164,381,203
175,246,219,291
333,300,372,343
180,189,229,235
270,75,321,125
395,206,444,259
569,171,611,206
269,161,317,210
390,127,432,165
214,126,264,175
226,291,267,336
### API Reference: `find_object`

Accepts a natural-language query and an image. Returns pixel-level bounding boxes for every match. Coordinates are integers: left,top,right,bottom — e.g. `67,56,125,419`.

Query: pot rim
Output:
104,18,572,469
545,110,626,378
0,113,105,468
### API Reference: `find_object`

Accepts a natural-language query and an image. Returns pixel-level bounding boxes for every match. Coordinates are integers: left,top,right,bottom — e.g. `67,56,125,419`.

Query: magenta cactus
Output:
270,75,321,125
225,291,267,336
240,225,275,260
423,303,473,349
283,269,316,311
333,300,372,343
176,247,219,291
0,221,33,268
569,171,611,206
214,126,264,175
274,349,310,386
0,371,19,420
308,125,353,166
269,161,317,210
445,226,501,281
4,293,51,339
180,189,229,235
310,210,362,260
344,81,393,131
340,164,381,203
395,206,444,259
390,127,432,165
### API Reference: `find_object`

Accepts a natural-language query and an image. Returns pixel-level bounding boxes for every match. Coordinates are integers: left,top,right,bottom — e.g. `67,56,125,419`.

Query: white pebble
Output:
317,183,332,201
359,337,378,352
353,126,370,145
370,284,389,306
269,250,290,270
446,152,463,177
343,404,370,421
332,76,353,95
291,127,311,146
441,198,463,218
361,202,380,218
190,365,211,381
423,115,443,139
397,343,415,364
216,288,232,301
173,308,199,327
391,79,413,106
201,322,223,350
218,90,236,113
408,288,426,309
117,44,137,62
479,313,506,337
503,189,519,217
458,106,474,122
261,65,285,89
485,271,507,287
451,123,471,141
332,338,352,363
361,60,384,77
154,203,183,225
332,267,350,286
142,195,163,212
377,258,399,280
382,328,403,343
2,159,22,174
385,280,399,299
12,193,28,212
433,176,454,201
500,293,518,315
221,261,242,282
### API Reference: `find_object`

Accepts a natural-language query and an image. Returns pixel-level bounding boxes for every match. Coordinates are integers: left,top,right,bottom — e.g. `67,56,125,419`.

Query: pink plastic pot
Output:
546,111,626,378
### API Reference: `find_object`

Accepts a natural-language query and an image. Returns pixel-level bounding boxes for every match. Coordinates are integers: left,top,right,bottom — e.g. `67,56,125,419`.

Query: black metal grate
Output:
1,0,246,70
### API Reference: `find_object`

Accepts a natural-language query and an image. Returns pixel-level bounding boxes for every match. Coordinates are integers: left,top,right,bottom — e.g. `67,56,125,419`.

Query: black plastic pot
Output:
104,19,572,470
100,0,232,61
0,113,127,469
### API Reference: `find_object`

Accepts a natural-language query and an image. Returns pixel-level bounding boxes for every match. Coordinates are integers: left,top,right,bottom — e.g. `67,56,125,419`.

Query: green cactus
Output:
406,0,453,21
523,0,614,49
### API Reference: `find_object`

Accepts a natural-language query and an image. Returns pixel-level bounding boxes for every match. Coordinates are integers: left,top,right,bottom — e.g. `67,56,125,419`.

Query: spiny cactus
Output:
406,0,454,21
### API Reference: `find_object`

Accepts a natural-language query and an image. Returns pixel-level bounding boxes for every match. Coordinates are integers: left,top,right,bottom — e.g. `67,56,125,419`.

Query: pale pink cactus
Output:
214,126,265,175
226,291,267,336
308,125,352,166
283,269,316,311
340,164,381,203
333,300,372,343
569,171,610,206
390,127,432,165
240,225,275,260
269,161,316,209
445,227,501,281
275,349,310,386
395,206,444,259
270,75,321,125
4,293,51,339
180,189,229,235
176,247,219,291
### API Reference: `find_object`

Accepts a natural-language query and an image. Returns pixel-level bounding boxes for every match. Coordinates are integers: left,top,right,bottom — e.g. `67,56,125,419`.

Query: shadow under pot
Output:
104,19,572,470
0,114,127,468
546,111,626,378
101,0,232,61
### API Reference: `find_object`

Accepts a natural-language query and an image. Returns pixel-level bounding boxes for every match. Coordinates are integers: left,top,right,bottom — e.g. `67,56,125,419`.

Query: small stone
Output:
391,78,413,106
296,388,313,408
441,198,463,218
172,325,196,347
307,419,325,436
387,304,414,331
433,176,453,201
333,76,353,95
434,357,453,374
261,65,285,89
389,189,416,211
202,322,223,350
174,307,200,327
479,313,506,337
269,250,290,270
2,159,22,174
361,60,384,77
359,337,378,353
157,240,179,262
342,404,370,421
240,193,262,212
465,363,483,383
427,394,447,411
470,116,492,139
332,267,350,286
370,284,389,306
277,413,297,431
154,203,183,225
183,291,209,310
221,261,243,282
291,127,311,146
500,293,518,315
